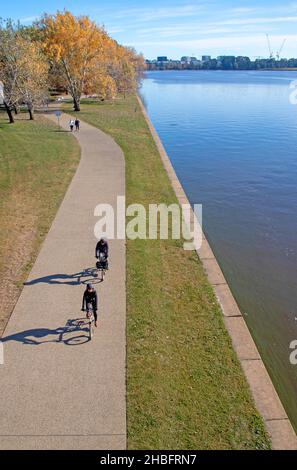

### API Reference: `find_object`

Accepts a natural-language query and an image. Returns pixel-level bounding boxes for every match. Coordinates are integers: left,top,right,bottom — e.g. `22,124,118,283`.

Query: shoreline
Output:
137,94,297,450
145,68,297,72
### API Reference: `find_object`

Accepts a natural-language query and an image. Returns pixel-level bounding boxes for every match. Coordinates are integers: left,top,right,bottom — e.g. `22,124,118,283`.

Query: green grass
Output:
0,110,80,334
63,96,271,449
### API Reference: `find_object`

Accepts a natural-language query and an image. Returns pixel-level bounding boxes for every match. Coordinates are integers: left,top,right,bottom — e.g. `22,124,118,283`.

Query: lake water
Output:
140,70,297,430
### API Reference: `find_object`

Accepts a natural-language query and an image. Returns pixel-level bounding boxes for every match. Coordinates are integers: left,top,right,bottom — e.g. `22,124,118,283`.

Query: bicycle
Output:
85,303,96,340
96,252,109,282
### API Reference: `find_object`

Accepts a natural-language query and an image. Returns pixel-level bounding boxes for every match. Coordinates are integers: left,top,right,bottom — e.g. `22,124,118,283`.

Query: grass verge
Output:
0,110,80,335
64,96,271,449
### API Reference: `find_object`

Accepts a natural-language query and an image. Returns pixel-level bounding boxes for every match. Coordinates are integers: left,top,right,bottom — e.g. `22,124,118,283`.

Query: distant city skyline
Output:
146,54,297,70
148,53,292,61
2,0,297,59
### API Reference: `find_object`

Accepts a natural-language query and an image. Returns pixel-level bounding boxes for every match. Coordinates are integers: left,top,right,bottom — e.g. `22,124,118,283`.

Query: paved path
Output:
0,111,126,449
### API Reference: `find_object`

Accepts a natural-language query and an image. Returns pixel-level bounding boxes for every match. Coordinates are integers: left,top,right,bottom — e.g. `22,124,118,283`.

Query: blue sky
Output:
2,0,297,59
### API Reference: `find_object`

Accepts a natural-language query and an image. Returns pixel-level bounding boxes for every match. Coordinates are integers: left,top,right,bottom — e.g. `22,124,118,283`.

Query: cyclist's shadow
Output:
24,267,102,286
1,318,91,346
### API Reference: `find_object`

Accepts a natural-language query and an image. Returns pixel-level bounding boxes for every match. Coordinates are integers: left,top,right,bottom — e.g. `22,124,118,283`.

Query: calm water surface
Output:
141,70,297,429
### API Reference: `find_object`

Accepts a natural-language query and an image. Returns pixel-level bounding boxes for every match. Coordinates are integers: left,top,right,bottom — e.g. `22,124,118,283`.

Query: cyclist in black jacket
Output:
96,238,109,258
95,238,109,269
82,284,98,327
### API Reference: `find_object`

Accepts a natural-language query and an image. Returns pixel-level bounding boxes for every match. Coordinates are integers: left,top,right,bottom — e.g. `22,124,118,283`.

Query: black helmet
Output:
87,283,93,290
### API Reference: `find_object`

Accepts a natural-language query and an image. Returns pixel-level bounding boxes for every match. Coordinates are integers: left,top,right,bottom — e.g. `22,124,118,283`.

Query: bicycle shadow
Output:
1,318,91,346
24,267,103,286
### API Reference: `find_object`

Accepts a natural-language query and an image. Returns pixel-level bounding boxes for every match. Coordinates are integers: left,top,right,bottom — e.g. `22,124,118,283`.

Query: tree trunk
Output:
4,101,15,124
28,105,34,120
73,96,80,112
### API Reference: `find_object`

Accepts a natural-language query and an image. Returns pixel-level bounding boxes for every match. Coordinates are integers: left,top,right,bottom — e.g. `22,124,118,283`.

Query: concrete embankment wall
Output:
137,95,297,450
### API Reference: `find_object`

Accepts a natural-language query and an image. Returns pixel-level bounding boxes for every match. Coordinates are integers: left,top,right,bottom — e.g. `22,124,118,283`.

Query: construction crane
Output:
266,34,287,60
276,38,286,60
266,34,274,59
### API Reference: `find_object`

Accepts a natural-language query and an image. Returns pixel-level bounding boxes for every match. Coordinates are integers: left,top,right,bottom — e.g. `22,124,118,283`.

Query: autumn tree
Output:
92,73,117,101
15,37,49,119
41,11,145,108
42,11,109,111
86,37,117,100
111,45,145,97
0,21,49,122
48,62,68,94
0,12,145,122
0,24,21,123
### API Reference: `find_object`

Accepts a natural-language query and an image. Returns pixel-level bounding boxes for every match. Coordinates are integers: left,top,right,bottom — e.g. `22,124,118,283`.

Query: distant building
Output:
217,56,236,69
166,60,182,70
191,59,201,66
181,56,191,64
235,56,251,70
288,58,297,67
157,56,168,62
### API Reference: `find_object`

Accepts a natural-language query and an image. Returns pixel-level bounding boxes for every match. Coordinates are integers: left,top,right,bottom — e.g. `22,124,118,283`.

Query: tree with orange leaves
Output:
41,11,145,109
42,11,109,111
112,45,145,97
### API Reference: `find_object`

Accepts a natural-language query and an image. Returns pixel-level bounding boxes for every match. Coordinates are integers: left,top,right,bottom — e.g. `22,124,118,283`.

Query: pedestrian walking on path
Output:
69,119,74,132
75,118,80,131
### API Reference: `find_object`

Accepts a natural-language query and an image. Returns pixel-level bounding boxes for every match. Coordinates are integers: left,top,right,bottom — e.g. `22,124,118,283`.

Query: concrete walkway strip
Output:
0,111,126,450
137,95,297,450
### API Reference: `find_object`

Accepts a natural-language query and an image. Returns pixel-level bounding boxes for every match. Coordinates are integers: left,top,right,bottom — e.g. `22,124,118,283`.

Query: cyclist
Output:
81,283,98,327
95,238,109,269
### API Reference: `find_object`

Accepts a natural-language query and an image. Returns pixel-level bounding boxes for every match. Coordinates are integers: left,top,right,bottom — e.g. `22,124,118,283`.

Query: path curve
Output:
0,111,126,450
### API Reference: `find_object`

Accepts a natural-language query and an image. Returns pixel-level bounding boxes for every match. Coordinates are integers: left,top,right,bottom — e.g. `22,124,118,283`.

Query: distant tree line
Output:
0,11,145,123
